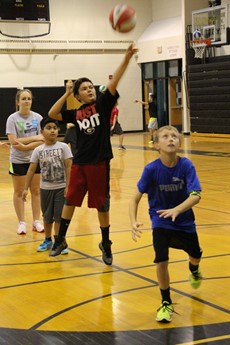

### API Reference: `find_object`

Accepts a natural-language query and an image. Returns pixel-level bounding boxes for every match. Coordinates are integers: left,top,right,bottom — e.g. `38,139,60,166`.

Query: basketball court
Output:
0,132,229,344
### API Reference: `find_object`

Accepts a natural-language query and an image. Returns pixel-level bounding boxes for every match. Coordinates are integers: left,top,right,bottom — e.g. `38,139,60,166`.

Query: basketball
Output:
193,29,201,40
109,4,136,33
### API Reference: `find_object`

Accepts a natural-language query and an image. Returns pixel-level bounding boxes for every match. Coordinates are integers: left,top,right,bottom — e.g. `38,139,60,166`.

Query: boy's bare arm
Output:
134,99,148,105
22,163,38,201
107,43,138,96
157,194,201,222
129,189,143,241
48,80,74,120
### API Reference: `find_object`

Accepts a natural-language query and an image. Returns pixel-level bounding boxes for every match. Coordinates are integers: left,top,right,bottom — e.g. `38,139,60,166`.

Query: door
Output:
169,77,183,131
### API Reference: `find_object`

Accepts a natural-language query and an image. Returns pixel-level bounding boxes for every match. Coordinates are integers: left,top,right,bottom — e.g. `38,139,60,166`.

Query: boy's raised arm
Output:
48,80,74,120
107,43,138,96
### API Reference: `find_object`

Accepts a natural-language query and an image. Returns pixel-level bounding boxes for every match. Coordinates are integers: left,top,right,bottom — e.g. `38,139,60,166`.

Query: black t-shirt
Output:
61,89,118,164
64,127,77,156
148,101,157,118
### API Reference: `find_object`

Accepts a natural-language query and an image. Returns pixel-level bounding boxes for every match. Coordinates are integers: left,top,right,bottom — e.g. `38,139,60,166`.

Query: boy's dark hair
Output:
73,77,93,96
40,117,59,130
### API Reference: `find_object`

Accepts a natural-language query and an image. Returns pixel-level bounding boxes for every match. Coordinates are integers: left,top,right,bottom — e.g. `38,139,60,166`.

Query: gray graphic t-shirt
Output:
6,111,42,163
30,141,72,190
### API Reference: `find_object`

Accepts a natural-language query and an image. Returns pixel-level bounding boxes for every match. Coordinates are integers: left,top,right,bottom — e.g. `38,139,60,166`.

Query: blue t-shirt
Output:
137,157,201,232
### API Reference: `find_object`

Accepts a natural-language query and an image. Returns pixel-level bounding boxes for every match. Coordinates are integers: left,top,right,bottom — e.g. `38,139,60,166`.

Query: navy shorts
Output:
153,227,202,263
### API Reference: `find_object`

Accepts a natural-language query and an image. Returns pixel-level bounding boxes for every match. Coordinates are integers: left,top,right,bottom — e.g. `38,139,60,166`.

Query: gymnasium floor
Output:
0,132,229,345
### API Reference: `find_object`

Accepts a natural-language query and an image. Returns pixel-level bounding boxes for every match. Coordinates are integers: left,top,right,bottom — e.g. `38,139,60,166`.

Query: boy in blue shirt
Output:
129,125,202,322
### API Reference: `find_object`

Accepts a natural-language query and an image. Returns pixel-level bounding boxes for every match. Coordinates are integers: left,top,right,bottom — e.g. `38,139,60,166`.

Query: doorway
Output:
168,77,183,131
141,59,182,131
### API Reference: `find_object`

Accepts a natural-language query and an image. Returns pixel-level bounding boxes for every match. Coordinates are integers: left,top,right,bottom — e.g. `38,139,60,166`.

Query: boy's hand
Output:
66,80,75,95
157,208,180,222
126,43,138,60
131,222,143,242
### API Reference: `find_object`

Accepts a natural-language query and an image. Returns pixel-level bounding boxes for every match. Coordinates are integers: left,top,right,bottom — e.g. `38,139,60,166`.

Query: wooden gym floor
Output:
0,132,229,345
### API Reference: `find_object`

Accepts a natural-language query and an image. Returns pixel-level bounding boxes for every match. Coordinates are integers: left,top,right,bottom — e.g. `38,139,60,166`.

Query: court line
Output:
29,284,154,330
0,220,230,249
0,244,228,267
119,144,230,158
28,265,230,330
0,235,229,331
176,334,230,345
0,246,228,327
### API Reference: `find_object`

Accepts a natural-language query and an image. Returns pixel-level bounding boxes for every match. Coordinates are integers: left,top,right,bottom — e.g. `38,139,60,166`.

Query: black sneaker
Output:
118,145,126,150
49,236,68,257
99,240,113,265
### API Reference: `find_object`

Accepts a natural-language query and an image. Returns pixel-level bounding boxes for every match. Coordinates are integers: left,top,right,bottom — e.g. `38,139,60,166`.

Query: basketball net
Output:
191,39,211,59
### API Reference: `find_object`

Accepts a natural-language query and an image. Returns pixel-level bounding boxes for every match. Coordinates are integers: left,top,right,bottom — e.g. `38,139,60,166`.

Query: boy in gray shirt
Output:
22,117,72,254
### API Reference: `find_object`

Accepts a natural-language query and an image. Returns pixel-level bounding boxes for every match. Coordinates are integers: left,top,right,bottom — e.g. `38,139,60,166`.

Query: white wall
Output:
152,0,181,20
1,0,228,132
0,0,153,131
137,16,183,62
185,0,209,27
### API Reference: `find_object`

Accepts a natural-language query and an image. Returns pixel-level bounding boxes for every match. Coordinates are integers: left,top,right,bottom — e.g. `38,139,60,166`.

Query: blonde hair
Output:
154,125,181,143
15,89,33,111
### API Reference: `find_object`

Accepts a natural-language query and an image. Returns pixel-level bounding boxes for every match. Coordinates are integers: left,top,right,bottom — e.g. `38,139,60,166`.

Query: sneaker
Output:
189,269,202,289
61,248,69,255
118,145,126,150
37,239,53,252
32,220,44,233
99,240,113,265
49,237,68,257
156,301,174,322
17,221,26,235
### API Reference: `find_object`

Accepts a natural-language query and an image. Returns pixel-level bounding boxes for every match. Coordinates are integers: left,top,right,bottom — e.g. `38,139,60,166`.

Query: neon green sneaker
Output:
156,301,174,322
189,269,202,289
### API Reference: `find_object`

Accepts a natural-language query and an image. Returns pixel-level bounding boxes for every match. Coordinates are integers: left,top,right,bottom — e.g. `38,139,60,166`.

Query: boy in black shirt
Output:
48,43,138,264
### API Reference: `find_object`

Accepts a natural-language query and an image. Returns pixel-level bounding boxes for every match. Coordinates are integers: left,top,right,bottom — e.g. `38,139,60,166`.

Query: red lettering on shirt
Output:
75,103,97,120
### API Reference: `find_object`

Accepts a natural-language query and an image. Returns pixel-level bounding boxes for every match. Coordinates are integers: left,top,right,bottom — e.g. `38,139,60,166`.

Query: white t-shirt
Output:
6,111,43,163
30,141,72,190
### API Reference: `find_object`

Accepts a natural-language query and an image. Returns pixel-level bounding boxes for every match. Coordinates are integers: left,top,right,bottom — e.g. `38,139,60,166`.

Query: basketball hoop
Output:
190,39,211,59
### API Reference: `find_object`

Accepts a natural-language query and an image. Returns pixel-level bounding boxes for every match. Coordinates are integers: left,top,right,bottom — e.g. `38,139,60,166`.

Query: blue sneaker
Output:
37,239,53,252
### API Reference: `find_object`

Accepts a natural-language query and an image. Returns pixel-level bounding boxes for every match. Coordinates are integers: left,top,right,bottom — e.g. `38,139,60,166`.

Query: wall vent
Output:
0,38,133,54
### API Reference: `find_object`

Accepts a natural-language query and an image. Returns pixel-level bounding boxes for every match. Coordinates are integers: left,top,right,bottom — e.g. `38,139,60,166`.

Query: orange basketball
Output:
109,4,136,33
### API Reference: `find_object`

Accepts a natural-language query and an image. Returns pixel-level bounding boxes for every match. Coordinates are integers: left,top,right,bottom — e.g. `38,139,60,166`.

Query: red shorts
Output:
66,161,110,211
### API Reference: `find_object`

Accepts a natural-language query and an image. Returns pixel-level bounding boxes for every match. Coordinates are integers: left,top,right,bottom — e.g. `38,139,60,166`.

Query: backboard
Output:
192,4,229,46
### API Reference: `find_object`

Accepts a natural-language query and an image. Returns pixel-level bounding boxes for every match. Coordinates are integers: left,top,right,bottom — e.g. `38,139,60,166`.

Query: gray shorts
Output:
40,188,65,224
148,118,158,130
111,122,123,135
